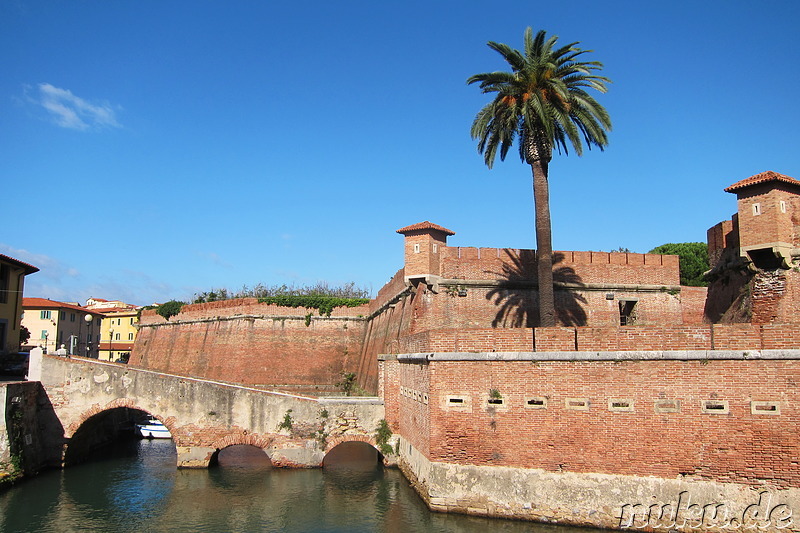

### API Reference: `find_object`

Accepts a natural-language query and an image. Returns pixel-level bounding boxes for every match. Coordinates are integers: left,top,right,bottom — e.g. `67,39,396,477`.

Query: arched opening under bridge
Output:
64,407,175,467
323,441,382,470
208,445,273,470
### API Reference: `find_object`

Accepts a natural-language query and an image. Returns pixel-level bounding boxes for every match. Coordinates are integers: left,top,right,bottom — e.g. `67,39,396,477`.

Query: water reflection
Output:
0,438,602,533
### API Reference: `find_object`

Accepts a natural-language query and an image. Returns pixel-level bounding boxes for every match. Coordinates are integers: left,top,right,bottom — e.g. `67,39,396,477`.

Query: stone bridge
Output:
33,353,386,468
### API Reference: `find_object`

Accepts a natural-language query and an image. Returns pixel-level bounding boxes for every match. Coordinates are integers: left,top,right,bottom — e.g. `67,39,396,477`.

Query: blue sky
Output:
3,1,799,306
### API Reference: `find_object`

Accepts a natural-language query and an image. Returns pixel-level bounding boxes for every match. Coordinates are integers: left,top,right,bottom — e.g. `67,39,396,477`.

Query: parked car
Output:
0,352,30,376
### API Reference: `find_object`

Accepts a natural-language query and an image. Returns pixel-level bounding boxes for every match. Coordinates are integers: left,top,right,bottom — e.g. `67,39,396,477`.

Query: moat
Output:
0,439,599,533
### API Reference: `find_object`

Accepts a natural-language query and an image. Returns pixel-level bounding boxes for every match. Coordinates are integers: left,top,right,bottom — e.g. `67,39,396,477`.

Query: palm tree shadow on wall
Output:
486,250,587,327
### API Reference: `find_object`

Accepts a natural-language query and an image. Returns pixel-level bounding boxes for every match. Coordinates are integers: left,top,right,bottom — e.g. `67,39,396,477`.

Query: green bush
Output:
156,300,185,320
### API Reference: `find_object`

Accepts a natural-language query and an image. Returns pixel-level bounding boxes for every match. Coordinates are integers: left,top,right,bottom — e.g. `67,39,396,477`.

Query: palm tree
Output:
468,27,611,327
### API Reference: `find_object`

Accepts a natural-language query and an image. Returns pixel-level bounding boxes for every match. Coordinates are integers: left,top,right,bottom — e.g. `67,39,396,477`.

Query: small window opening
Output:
432,243,438,253
487,398,504,405
609,399,635,412
752,203,761,216
448,397,464,404
619,300,637,326
702,400,729,414
751,401,780,415
413,243,420,254
527,398,544,406
565,398,590,410
780,200,787,213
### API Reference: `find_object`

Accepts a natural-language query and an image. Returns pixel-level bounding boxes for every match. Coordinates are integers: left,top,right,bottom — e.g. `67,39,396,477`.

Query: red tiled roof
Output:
724,171,800,192
22,297,104,316
91,306,139,315
396,221,455,236
0,254,39,274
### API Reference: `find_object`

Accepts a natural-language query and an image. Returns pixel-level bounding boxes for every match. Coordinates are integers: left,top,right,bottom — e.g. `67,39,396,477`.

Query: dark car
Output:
0,352,30,377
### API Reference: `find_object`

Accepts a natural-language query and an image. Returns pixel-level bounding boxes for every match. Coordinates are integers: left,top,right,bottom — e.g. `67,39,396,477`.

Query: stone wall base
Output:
397,437,800,532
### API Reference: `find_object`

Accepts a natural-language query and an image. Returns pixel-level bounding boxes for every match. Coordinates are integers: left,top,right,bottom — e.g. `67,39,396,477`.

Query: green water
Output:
0,439,597,533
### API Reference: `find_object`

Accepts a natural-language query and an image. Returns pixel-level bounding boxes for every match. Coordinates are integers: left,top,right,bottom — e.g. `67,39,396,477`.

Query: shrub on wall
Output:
258,295,369,317
156,300,185,320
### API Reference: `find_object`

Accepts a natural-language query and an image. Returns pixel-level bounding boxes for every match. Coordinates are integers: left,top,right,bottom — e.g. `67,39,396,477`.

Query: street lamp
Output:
43,331,49,354
109,329,114,361
84,314,93,358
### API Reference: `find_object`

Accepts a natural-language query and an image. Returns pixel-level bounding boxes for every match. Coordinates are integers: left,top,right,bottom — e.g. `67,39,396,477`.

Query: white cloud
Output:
29,83,121,130
0,244,78,281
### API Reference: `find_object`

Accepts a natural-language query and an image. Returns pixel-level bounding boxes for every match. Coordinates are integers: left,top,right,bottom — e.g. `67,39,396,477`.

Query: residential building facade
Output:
0,254,39,356
21,298,103,357
85,299,140,362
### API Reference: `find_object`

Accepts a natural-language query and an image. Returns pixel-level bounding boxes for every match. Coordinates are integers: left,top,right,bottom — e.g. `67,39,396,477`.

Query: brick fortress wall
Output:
131,299,369,395
128,246,717,394
382,354,800,489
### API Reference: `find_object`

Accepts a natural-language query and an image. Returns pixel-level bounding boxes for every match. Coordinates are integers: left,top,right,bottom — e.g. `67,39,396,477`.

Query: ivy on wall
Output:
258,295,369,317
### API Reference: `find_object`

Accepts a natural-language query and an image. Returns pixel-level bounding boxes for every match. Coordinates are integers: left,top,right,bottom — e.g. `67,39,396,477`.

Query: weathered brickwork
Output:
382,355,800,489
398,323,800,353
734,183,800,252
440,247,680,286
132,311,367,394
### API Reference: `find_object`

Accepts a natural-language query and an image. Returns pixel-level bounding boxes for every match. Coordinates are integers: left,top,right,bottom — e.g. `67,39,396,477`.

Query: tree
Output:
648,243,709,286
19,325,30,347
468,28,611,326
156,300,185,320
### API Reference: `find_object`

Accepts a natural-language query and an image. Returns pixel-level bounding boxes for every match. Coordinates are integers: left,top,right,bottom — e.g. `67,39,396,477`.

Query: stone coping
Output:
380,349,800,362
318,397,383,405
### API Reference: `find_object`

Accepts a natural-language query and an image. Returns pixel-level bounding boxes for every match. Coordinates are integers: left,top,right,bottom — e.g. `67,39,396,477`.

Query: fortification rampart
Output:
381,351,800,529
440,247,680,286
132,313,367,395
399,322,800,353
138,298,371,325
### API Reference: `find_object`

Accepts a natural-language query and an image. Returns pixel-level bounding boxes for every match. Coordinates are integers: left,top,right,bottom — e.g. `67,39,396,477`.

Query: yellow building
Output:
0,254,39,356
21,298,103,357
86,298,140,362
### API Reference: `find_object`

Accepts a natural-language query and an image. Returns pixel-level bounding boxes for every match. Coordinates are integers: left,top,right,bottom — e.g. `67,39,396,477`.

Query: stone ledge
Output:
389,349,800,362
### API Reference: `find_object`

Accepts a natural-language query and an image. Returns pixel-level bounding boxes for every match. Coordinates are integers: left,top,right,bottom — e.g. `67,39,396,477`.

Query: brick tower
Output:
396,221,455,282
724,170,800,269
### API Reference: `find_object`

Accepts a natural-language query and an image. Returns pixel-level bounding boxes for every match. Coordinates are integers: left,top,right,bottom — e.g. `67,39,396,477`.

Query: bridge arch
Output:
324,434,380,454
66,398,177,438
323,436,384,468
63,401,177,466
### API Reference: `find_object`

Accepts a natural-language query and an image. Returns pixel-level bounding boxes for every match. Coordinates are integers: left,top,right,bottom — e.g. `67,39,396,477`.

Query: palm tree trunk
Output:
531,161,556,327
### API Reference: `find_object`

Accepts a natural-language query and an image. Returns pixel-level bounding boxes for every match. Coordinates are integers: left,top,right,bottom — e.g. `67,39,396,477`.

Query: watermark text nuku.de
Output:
618,491,793,529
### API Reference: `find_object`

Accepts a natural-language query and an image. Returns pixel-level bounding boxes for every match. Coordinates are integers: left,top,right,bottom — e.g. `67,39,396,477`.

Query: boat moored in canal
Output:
135,418,171,439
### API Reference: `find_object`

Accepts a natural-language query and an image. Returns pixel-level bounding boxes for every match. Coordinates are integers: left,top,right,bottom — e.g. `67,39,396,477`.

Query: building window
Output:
40,310,51,319
40,330,48,339
780,200,787,213
70,313,76,322
432,243,438,253
128,333,134,341
413,243,420,254
60,311,65,320
130,318,135,325
752,203,761,216
115,333,120,340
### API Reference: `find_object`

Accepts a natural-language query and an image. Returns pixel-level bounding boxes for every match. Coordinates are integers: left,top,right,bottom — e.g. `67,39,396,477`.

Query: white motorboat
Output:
135,418,172,439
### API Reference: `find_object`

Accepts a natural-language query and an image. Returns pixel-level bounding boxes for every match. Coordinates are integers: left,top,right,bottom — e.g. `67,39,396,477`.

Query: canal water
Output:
0,439,597,533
